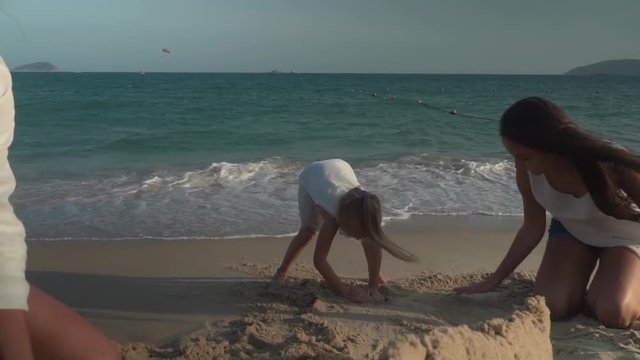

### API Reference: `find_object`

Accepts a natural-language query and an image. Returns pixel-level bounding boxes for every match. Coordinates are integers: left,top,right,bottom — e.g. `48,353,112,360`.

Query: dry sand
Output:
382,296,552,360
26,215,640,359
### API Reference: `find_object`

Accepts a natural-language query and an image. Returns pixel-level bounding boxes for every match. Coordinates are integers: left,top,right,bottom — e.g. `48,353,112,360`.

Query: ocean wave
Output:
13,155,522,240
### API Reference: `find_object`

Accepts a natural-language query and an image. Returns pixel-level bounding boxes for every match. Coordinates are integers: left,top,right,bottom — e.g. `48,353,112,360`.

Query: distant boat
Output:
269,69,301,74
138,69,145,75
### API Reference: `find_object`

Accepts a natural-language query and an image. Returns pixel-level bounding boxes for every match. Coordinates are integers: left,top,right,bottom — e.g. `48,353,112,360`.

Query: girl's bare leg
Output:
273,226,316,282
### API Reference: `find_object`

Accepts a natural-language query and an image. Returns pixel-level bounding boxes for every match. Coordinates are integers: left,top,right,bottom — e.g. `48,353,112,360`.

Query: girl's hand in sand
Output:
454,277,500,295
271,270,287,285
345,286,369,303
367,287,386,303
378,273,389,286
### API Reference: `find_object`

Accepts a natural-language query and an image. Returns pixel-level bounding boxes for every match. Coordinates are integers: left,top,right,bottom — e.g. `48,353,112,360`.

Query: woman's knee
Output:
542,296,582,320
534,283,583,320
589,295,637,329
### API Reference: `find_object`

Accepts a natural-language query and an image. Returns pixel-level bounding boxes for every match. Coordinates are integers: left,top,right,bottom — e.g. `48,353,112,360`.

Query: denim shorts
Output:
548,218,571,239
547,218,640,259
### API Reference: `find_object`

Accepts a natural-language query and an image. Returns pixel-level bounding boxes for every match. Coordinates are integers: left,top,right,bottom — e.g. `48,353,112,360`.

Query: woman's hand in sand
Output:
454,276,500,295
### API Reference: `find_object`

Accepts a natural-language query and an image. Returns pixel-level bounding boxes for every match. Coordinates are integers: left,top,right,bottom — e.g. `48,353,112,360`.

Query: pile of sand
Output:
121,276,366,360
382,296,552,360
120,262,640,360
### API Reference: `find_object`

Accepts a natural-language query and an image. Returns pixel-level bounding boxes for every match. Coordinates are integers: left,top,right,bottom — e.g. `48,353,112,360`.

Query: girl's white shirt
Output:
529,171,640,257
299,159,361,217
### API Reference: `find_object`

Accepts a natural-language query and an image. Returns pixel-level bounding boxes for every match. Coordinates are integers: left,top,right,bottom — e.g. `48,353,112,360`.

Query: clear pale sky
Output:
1,0,639,74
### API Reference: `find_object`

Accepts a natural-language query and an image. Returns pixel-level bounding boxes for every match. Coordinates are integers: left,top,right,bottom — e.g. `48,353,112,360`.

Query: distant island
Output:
565,59,640,76
12,62,60,72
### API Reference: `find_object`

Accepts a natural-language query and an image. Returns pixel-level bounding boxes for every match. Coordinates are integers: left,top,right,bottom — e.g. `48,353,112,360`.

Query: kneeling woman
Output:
457,97,640,328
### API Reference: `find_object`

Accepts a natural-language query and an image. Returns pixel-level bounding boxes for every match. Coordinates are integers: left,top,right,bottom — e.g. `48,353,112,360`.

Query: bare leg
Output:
273,226,316,282
533,235,598,320
587,247,640,328
26,286,121,360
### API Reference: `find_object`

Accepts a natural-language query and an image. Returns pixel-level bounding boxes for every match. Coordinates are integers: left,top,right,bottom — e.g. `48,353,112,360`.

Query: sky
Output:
0,0,639,74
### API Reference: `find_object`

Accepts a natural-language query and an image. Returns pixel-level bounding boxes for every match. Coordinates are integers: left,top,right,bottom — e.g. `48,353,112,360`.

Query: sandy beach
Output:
26,215,640,359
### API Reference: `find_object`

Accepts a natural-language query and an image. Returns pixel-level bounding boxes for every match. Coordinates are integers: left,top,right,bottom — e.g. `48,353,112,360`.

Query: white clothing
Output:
529,171,640,258
297,159,361,229
0,56,29,310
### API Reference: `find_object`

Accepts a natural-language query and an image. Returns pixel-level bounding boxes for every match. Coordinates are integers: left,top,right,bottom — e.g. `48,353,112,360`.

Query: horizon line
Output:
12,70,573,76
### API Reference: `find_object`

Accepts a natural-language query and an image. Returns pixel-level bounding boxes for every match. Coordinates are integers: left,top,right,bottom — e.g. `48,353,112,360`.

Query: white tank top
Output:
529,172,640,248
299,159,361,217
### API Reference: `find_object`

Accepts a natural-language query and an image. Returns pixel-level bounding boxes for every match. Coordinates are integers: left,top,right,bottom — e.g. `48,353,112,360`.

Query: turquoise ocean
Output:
9,73,640,240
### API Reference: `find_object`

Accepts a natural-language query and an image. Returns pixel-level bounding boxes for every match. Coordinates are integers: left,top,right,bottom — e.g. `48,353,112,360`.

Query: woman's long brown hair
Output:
500,97,640,222
338,188,418,262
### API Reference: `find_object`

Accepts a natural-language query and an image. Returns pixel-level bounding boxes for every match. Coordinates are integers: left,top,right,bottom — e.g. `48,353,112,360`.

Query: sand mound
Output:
121,312,359,360
120,263,640,359
120,273,364,359
382,296,552,360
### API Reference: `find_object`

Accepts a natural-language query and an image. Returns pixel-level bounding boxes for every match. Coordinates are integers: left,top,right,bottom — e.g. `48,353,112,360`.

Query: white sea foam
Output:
14,156,521,240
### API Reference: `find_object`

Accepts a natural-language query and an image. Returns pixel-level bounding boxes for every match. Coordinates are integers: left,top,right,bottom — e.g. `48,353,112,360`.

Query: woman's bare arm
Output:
456,161,547,293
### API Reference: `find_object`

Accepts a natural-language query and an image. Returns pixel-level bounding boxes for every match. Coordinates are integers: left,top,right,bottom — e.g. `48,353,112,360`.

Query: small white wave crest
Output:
13,155,521,240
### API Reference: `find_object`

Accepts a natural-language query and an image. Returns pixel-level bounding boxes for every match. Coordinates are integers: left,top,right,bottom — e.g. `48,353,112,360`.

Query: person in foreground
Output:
0,56,121,359
273,159,418,303
456,97,640,329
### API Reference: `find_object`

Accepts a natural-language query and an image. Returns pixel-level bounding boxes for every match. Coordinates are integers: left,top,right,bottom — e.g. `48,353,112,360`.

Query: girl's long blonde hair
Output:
338,188,418,262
